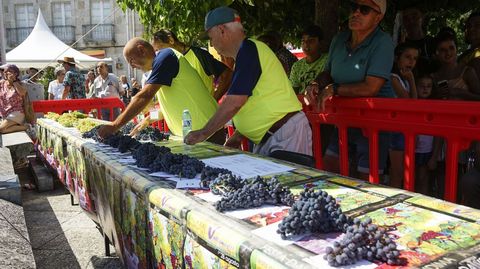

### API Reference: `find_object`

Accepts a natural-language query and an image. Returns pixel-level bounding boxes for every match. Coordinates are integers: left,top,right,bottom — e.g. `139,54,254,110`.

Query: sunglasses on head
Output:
350,2,380,15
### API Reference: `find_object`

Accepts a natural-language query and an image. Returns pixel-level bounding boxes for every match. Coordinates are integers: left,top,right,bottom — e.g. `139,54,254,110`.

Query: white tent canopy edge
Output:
6,9,113,70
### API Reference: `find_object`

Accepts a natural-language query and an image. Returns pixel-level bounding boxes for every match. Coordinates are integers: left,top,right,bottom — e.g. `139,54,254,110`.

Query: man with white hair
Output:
184,6,312,156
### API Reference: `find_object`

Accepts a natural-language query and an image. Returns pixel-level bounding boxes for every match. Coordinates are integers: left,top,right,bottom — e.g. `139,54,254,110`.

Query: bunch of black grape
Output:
120,122,135,135
120,122,169,142
82,125,103,141
214,176,294,212
104,134,122,148
137,126,170,142
277,188,351,239
149,151,205,178
209,172,243,195
266,178,295,206
324,217,402,267
200,167,233,188
117,135,141,153
132,143,170,168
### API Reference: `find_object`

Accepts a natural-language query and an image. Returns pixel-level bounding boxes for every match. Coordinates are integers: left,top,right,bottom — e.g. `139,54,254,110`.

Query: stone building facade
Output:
1,0,145,78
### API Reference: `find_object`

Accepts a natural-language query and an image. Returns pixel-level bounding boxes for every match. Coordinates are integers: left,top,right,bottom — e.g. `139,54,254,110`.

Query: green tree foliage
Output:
117,0,480,51
38,67,54,100
116,0,313,45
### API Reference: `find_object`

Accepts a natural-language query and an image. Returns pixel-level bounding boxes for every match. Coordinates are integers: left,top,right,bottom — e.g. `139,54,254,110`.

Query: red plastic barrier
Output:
303,97,480,202
32,98,125,121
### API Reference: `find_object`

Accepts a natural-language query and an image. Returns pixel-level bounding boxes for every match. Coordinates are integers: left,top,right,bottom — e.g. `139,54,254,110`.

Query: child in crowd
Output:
389,43,419,188
415,74,434,195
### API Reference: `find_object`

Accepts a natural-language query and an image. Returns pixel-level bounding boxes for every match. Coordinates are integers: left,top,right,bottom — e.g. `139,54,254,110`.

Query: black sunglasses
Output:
350,2,380,15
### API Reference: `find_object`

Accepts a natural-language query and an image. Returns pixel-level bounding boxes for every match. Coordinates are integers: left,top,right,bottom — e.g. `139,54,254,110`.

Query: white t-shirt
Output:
48,80,65,100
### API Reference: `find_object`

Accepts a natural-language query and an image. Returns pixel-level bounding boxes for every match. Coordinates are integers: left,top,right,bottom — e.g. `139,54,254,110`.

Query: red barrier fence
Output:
32,98,125,121
303,97,480,202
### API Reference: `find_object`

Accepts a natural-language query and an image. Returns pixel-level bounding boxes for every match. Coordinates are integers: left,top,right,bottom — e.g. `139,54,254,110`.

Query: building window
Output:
15,4,35,28
91,0,112,24
52,2,72,26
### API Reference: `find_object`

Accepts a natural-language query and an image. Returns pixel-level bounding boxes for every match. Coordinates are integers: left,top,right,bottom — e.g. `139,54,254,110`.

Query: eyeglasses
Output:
350,2,380,15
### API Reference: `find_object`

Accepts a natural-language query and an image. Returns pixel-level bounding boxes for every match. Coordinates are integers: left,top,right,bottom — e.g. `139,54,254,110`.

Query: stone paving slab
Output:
22,186,124,269
0,199,35,269
0,147,22,205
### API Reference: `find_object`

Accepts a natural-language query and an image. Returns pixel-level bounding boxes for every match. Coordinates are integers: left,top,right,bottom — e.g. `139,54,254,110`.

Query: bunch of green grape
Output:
57,111,88,127
76,119,101,133
45,112,61,121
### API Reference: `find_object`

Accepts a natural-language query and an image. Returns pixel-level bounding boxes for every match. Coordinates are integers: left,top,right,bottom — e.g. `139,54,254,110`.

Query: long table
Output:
36,118,480,269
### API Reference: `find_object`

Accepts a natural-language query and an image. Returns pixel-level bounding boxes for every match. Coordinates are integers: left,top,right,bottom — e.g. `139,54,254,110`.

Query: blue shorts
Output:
415,152,432,166
390,132,404,151
325,127,391,174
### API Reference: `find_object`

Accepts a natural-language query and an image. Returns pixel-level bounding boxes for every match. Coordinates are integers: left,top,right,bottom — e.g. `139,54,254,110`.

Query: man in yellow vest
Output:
98,37,224,144
185,6,312,156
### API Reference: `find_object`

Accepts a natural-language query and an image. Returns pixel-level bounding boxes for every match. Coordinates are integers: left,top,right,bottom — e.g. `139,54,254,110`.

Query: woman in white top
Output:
48,68,65,100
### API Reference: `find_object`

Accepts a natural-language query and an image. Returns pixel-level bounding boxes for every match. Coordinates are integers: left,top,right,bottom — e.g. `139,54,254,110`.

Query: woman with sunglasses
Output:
305,0,395,181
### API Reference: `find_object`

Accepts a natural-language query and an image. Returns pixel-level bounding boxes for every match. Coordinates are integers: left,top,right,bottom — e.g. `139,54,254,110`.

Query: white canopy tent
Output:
6,9,112,69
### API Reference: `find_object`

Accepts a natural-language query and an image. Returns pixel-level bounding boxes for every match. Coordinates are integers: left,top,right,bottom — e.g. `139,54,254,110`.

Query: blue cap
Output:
199,6,240,39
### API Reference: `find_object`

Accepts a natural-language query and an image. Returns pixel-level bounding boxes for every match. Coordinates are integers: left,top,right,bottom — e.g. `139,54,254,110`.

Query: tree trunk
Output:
315,0,339,53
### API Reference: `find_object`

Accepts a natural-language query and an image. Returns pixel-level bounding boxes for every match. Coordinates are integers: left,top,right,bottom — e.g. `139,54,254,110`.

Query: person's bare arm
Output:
224,130,245,149
391,76,410,98
62,85,70,99
308,75,387,111
184,95,248,144
469,58,480,83
213,68,233,101
97,83,161,138
464,66,480,95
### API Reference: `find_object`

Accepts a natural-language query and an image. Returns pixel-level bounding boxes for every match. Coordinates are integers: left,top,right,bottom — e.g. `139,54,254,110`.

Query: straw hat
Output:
57,56,77,65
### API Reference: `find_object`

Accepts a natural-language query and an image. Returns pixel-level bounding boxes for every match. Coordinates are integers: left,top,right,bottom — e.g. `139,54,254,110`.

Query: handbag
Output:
23,91,36,124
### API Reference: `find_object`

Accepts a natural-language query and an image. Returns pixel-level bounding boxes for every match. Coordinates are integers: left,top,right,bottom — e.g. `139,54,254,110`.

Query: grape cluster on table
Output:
277,188,351,239
324,217,403,267
120,123,169,142
213,175,294,212
200,166,233,189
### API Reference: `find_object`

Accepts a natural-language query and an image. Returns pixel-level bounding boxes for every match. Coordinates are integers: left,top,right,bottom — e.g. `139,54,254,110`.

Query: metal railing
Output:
82,24,114,43
6,27,33,47
52,25,76,44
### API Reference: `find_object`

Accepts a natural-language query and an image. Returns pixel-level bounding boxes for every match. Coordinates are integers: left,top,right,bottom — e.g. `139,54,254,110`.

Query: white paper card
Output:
304,255,376,269
176,179,201,189
224,205,289,219
118,157,136,164
252,222,306,246
202,154,293,179
196,192,222,203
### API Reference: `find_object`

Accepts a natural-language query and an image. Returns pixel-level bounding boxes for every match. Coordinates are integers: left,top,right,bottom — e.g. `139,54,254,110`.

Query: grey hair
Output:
54,67,65,76
223,21,244,33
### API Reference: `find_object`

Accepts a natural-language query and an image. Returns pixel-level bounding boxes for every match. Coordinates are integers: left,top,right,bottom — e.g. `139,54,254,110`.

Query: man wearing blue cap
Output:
185,6,312,156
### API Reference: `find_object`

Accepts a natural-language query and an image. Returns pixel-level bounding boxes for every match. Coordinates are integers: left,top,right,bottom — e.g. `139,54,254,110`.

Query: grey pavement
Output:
18,167,125,269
